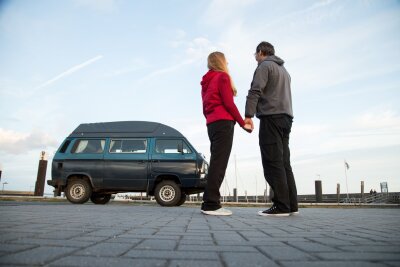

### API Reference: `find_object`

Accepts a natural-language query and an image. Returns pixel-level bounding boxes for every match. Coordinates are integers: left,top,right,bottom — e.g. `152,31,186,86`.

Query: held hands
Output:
242,117,254,133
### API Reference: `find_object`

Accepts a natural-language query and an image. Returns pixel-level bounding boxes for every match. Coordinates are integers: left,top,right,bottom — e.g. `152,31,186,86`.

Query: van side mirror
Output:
177,143,183,154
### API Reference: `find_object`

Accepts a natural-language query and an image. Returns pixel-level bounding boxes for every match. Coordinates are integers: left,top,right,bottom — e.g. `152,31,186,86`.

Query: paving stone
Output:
10,238,94,248
0,243,37,253
220,252,279,267
48,255,166,267
75,242,134,256
280,261,388,267
338,245,400,253
177,244,257,252
288,241,340,252
0,246,76,265
258,245,315,260
135,239,178,250
317,252,400,261
169,259,223,267
124,250,219,260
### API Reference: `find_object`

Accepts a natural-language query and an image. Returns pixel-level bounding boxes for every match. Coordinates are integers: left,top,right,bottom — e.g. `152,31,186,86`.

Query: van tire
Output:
91,193,111,204
65,179,92,204
176,193,187,206
154,180,181,206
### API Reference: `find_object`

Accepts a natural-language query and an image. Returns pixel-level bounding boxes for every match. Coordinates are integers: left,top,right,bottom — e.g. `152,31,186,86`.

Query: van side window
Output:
110,139,147,153
155,139,192,154
71,139,105,154
59,140,71,153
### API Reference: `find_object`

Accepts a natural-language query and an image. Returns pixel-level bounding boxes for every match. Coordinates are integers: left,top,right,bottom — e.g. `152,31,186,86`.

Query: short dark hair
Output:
256,41,275,56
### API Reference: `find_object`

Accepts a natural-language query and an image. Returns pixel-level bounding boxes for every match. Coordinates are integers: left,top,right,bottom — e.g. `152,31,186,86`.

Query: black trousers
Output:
201,120,234,211
259,114,298,212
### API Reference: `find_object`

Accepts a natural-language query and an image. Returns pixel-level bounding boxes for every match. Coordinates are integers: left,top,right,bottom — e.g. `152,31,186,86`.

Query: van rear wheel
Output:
65,179,92,204
154,180,181,206
91,193,111,204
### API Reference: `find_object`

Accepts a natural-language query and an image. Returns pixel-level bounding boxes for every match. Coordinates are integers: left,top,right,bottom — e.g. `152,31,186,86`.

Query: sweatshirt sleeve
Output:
245,63,268,118
219,74,245,127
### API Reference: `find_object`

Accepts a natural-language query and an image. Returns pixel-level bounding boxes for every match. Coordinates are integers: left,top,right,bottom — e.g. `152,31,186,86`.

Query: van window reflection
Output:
155,139,192,154
72,139,105,154
110,139,147,153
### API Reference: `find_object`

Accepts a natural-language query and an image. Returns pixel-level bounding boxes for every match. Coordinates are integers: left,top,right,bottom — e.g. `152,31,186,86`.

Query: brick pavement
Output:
0,201,399,267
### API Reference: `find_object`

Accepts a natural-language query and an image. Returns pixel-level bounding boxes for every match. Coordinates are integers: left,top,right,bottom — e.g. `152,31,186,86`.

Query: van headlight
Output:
200,161,208,179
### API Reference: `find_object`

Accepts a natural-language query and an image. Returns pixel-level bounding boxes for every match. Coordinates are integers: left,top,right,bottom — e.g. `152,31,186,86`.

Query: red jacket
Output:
201,70,245,127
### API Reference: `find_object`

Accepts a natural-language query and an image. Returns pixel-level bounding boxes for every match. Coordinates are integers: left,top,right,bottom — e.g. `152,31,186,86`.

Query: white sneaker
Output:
201,208,232,216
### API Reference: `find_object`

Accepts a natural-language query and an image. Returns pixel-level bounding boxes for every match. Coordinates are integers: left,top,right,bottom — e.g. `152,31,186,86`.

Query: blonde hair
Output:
207,52,237,96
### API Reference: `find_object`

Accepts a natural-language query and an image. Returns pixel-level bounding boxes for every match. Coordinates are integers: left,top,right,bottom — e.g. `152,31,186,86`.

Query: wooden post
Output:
337,183,340,203
34,151,47,196
315,180,322,203
361,181,364,200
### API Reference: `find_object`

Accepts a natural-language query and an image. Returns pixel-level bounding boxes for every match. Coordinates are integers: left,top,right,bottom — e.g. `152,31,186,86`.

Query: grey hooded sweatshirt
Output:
245,55,293,118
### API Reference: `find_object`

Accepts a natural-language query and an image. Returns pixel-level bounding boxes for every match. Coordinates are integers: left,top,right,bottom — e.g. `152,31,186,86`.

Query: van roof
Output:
69,121,184,138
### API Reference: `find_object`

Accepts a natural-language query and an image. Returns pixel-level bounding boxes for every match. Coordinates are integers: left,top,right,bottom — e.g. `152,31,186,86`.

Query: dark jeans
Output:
201,120,234,211
259,114,298,212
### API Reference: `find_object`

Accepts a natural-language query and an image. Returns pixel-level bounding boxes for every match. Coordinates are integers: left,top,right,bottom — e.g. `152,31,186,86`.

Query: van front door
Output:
103,139,149,190
151,139,197,184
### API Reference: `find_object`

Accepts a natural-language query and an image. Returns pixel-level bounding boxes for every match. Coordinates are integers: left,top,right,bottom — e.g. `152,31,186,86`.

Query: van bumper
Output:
47,179,66,197
47,179,66,187
197,178,207,188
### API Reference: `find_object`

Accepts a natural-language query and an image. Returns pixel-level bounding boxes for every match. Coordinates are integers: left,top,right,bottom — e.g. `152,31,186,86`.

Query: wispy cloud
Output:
33,55,103,91
137,37,217,83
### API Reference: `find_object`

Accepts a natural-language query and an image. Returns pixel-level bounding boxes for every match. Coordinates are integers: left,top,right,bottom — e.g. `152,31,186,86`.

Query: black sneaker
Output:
258,205,290,217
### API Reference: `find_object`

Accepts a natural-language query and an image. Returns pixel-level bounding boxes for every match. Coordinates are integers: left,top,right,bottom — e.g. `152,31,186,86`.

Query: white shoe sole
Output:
201,210,232,216
258,211,290,217
290,211,299,215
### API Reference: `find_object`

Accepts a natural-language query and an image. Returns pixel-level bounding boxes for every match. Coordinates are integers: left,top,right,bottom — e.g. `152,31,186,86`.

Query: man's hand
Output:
244,117,254,130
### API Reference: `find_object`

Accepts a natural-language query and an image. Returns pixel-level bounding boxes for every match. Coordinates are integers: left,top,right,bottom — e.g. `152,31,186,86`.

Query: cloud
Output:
33,55,103,91
290,108,400,161
0,128,58,155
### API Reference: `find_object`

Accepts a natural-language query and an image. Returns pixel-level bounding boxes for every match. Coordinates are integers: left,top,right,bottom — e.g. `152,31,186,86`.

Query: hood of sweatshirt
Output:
201,70,220,92
259,55,285,66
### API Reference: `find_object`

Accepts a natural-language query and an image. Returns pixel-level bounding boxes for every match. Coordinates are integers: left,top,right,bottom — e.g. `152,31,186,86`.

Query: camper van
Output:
47,121,208,206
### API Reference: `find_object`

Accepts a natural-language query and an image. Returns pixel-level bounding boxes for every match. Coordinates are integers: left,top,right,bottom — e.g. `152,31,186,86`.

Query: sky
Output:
0,0,399,196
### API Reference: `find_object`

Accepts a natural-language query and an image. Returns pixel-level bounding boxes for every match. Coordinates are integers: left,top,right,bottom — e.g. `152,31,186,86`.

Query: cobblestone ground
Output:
0,201,399,267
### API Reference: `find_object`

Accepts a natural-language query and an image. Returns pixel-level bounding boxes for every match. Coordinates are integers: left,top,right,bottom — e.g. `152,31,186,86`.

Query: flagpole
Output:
235,154,238,202
344,160,349,199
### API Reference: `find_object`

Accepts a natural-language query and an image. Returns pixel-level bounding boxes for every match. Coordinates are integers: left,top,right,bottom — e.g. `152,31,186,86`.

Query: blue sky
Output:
0,0,399,196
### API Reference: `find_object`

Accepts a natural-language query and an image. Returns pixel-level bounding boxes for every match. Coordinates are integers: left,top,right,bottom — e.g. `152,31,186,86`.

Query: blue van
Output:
47,121,208,206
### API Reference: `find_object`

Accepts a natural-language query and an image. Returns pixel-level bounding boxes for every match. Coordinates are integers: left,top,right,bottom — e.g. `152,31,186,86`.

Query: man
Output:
245,41,298,217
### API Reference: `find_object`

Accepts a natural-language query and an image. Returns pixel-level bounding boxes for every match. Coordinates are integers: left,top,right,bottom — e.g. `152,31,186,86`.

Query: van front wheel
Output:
176,193,187,206
65,179,92,204
154,181,181,206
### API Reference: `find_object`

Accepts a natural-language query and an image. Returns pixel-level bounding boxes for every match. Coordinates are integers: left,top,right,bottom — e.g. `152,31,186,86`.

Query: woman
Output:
200,51,252,216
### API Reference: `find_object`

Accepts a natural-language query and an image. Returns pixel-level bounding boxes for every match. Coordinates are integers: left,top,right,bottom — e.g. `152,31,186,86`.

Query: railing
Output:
340,193,389,204
363,193,388,203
